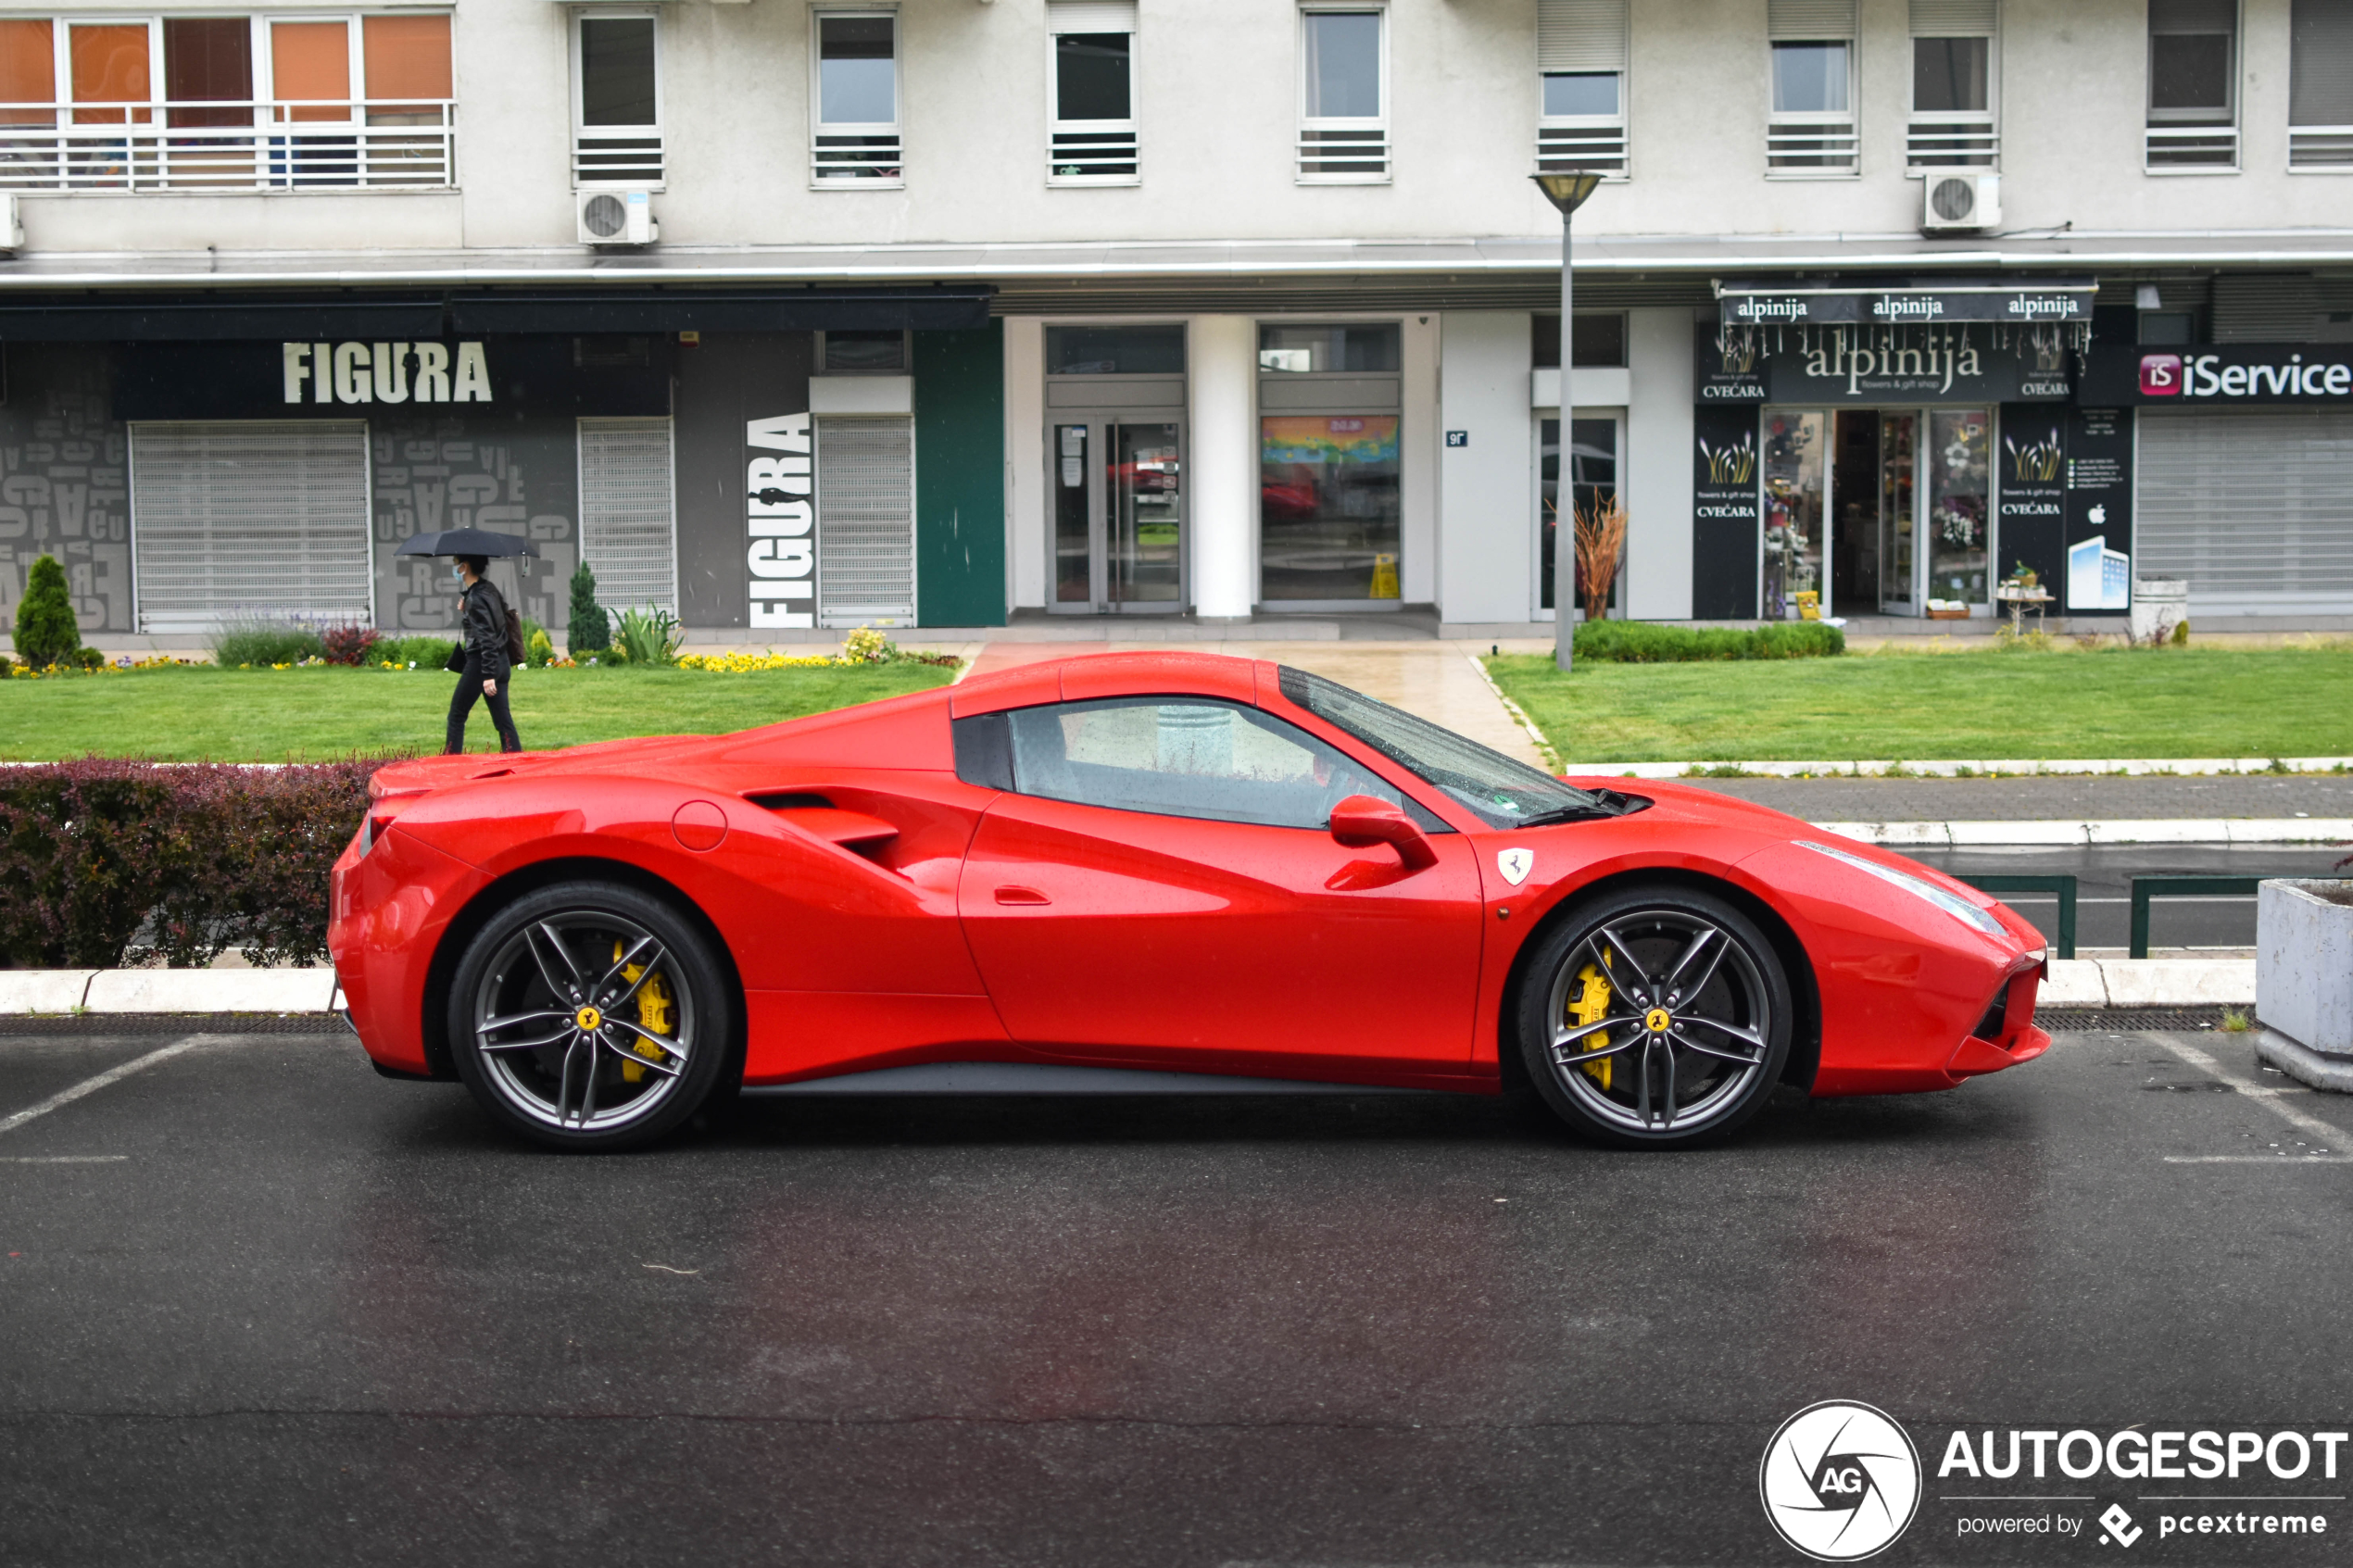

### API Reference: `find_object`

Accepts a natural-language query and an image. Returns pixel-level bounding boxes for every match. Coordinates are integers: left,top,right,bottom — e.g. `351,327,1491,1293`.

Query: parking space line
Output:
0,1036,205,1138
2163,1155,2353,1164
2142,1031,2350,1156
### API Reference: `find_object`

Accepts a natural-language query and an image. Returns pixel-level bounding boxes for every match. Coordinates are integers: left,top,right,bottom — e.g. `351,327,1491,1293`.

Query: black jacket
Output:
459,580,511,682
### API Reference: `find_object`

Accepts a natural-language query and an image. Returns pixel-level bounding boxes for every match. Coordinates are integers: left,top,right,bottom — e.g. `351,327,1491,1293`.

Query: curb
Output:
0,969,342,1016
2042,959,2255,1008
1568,758,2353,779
1818,818,2353,847
2255,1027,2353,1094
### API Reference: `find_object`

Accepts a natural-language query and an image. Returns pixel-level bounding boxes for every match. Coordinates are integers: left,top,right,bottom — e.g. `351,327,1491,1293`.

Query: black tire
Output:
1516,884,1792,1149
447,881,736,1151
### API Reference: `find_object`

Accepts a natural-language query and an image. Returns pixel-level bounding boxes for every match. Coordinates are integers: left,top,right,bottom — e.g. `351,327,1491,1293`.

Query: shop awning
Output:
1715,278,2096,328
0,285,992,340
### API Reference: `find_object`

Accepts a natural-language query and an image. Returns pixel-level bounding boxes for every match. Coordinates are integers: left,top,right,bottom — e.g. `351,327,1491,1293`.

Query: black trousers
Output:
446,659,521,754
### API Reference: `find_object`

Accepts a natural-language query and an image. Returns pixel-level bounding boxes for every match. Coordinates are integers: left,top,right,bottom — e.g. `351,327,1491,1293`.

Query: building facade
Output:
1,0,2349,643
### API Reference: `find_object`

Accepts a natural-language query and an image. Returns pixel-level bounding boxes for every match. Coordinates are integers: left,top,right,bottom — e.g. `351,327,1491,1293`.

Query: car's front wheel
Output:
1516,884,1792,1148
448,881,734,1150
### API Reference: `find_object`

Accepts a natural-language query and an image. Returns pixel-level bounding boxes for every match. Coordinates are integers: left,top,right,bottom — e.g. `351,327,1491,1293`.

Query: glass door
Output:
1761,410,1827,621
1927,408,1992,610
1049,417,1186,612
1879,412,1917,613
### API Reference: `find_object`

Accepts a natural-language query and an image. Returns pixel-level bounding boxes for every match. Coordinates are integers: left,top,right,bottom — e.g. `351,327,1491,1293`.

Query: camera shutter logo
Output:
1758,1401,1921,1561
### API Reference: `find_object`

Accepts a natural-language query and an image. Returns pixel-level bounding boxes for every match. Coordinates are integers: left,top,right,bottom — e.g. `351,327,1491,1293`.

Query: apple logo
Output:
2088,504,2107,525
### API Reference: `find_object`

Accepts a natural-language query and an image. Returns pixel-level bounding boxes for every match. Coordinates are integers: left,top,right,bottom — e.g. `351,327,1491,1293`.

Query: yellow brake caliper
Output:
612,940,674,1083
1567,962,1614,1089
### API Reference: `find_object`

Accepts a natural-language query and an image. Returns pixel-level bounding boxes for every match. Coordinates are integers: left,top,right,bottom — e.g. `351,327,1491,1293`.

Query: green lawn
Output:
0,662,960,761
1486,645,2353,764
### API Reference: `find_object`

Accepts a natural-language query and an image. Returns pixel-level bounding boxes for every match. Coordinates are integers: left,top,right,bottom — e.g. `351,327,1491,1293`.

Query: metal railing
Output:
812,130,902,182
1536,119,1627,178
2129,876,2259,960
2290,125,2353,169
1766,116,1857,174
573,129,662,187
1958,875,2077,960
2145,121,2238,170
1296,125,1387,182
1906,117,1997,168
0,98,453,190
1049,127,1138,182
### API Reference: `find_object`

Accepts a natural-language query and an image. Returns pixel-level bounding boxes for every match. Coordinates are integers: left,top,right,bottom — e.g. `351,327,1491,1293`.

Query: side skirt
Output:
742,1062,1454,1097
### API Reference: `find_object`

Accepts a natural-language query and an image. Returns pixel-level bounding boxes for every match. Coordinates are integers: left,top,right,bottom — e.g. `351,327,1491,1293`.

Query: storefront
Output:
1695,281,2105,621
0,289,1005,642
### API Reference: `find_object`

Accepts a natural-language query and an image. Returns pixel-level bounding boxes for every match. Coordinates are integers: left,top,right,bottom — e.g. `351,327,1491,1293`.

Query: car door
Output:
954,695,1484,1074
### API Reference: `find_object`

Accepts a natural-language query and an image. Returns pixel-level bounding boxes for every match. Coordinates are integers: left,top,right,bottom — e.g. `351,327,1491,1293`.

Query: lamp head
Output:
1531,170,1604,214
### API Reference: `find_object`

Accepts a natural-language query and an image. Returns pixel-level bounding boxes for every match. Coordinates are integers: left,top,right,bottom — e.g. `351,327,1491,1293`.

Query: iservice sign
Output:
2082,343,2353,404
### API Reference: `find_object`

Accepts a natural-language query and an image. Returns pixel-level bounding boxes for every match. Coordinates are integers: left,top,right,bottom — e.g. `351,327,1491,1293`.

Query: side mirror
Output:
1328,794,1439,872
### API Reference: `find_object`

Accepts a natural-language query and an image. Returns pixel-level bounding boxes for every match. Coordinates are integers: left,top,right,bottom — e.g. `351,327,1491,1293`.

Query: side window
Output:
963,697,1437,832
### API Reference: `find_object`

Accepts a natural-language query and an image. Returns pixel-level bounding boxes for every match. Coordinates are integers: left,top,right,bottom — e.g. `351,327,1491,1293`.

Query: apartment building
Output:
0,0,2347,642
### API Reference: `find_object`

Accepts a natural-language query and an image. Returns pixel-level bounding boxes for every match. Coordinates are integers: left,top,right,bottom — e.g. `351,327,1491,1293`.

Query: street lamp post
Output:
1532,170,1604,672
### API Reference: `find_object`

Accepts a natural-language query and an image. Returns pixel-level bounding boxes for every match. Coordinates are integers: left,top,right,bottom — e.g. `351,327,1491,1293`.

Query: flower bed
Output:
0,759,384,969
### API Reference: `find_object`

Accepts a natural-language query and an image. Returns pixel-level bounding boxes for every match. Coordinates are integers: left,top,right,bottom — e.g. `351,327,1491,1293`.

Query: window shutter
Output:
2210,274,2319,341
578,416,677,616
2138,408,2353,607
129,420,372,633
1910,0,1995,34
1046,1,1136,34
2149,0,2236,33
1768,0,1856,39
1537,0,1627,72
814,416,916,628
2293,0,2353,125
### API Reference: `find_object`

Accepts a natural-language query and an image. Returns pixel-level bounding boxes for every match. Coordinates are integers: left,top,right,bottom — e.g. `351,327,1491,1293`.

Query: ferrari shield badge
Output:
1496,847,1534,885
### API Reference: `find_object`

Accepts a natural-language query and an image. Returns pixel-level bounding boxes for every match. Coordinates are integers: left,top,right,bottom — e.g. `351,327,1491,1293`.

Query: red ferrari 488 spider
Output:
330,651,2048,1150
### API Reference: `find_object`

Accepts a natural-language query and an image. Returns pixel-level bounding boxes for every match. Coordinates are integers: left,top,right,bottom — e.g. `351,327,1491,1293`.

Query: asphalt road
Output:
1680,773,2353,822
1,1026,2349,1565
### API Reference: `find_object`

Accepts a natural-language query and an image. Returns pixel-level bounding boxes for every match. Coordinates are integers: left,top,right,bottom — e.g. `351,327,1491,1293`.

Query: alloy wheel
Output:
470,910,698,1134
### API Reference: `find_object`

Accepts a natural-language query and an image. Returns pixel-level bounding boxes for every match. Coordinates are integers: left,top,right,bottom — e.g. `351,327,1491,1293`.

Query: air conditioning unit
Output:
1921,170,1999,232
575,188,656,247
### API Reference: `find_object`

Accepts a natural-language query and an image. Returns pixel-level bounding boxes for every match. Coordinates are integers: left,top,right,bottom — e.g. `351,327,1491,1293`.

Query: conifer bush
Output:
12,553,80,671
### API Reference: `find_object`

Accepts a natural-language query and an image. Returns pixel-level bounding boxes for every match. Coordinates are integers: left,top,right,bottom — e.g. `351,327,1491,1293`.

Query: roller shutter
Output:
1768,0,1856,39
578,417,677,616
1910,0,1996,32
1046,0,1136,33
814,415,916,627
1537,0,1627,71
129,420,371,633
2136,407,2353,612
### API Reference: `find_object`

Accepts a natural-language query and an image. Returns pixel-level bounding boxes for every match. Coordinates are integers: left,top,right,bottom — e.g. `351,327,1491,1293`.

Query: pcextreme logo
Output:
1760,1401,1922,1562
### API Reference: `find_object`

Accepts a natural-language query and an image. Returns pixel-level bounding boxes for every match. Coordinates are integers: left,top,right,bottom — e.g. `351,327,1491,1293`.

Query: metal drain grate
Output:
2038,1007,2245,1033
0,1012,352,1037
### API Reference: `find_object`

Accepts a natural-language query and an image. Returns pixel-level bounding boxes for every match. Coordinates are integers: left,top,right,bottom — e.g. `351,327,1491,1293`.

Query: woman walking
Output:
446,555,523,754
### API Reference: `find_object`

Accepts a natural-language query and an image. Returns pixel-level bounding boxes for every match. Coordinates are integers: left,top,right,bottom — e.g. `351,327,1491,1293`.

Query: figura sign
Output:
747,411,815,630
282,342,493,405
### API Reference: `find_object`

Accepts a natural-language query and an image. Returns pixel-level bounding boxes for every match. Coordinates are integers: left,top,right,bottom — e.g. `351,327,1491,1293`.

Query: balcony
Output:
812,130,902,184
1296,126,1387,183
1906,117,1996,169
2145,121,2238,170
1049,127,1139,183
2291,126,2353,170
1766,116,1857,175
0,98,454,192
1536,119,1627,179
573,130,661,188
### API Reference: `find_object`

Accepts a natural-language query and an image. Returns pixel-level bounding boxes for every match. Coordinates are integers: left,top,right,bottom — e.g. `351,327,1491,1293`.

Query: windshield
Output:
1277,666,1609,829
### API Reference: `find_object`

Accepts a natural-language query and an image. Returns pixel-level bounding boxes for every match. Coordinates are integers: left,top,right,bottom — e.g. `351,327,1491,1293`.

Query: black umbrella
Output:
395,528,536,559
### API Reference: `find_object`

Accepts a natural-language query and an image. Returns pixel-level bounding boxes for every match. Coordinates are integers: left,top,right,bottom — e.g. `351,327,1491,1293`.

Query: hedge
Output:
1571,620,1845,663
0,759,387,970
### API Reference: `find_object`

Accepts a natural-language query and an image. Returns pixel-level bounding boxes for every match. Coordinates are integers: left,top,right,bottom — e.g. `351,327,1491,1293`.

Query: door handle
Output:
994,885,1051,906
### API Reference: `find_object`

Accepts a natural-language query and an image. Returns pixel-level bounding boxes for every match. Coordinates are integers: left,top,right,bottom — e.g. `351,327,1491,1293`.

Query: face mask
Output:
451,564,464,582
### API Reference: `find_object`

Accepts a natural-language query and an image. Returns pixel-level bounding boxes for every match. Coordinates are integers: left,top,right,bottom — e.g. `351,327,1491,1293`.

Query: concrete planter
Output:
2255,880,2353,1091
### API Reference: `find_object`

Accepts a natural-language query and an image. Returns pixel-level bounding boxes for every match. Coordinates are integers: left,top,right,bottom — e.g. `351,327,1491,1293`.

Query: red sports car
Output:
329,651,2048,1151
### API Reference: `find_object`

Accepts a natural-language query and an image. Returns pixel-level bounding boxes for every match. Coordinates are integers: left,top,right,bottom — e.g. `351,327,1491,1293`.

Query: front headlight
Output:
1796,840,2007,939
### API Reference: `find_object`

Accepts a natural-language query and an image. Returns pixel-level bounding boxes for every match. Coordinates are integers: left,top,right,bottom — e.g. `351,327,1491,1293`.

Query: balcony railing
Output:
813,129,902,183
573,129,662,187
0,99,453,191
1906,117,1996,169
1536,119,1627,179
2290,125,2353,169
1766,116,1857,174
1049,127,1138,182
2145,121,2238,170
1297,125,1387,182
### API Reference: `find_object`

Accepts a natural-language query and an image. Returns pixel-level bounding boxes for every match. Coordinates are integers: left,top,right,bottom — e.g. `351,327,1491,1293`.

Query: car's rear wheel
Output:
448,882,734,1151
1516,884,1791,1148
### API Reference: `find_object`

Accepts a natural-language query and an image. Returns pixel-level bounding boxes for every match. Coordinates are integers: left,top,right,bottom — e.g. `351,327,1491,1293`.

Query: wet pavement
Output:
0,1026,2348,1565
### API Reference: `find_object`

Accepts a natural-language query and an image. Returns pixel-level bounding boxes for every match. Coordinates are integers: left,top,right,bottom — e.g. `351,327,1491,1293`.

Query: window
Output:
1259,323,1400,604
1531,312,1628,370
1907,0,1995,167
996,697,1414,831
1536,0,1626,177
1298,7,1385,182
1048,0,1135,182
1046,323,1185,374
820,330,909,372
2148,0,2238,169
0,13,452,190
812,11,900,183
573,14,660,186
2291,0,2353,169
1767,0,1856,174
